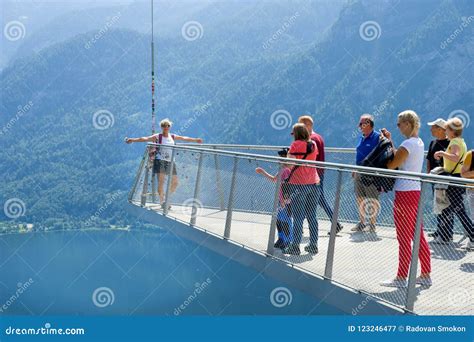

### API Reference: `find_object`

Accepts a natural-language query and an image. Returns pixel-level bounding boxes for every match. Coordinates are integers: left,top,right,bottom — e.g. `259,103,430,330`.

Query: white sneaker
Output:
351,222,365,232
466,241,474,250
416,276,432,286
380,279,407,288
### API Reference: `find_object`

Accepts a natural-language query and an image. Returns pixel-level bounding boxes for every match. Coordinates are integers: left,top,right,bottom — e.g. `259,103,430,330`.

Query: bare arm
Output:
435,144,460,163
125,135,156,144
255,167,277,182
461,168,474,179
174,135,203,143
426,159,431,173
387,146,409,169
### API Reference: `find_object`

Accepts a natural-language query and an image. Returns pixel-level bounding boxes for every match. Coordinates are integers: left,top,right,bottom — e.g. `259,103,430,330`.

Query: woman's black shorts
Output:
153,159,177,175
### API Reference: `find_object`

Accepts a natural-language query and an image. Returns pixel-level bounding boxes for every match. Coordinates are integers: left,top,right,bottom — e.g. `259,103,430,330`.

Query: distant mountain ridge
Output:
1,0,472,229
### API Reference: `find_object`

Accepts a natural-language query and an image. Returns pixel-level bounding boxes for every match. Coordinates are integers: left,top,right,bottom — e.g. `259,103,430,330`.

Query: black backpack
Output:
470,150,474,171
360,138,396,193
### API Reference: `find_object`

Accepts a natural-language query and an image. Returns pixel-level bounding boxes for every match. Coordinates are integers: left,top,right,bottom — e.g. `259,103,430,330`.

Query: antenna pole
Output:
151,0,156,134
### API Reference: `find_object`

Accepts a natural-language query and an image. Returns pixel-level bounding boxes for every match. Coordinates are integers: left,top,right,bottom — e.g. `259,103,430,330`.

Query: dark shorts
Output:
153,159,177,175
354,174,379,199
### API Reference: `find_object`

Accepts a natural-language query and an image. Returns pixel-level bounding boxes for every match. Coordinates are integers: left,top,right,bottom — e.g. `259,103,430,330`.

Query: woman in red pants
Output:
380,110,432,287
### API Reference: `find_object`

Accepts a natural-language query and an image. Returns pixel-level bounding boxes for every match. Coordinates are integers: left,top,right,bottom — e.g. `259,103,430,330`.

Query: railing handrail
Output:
149,143,474,186
131,143,473,314
176,143,357,153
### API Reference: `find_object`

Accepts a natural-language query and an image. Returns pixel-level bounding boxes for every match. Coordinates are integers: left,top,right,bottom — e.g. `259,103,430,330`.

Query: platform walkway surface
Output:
138,202,473,316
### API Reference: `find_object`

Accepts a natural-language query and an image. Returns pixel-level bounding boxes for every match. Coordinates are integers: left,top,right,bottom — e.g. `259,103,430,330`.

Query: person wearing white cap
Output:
426,118,449,173
426,118,450,239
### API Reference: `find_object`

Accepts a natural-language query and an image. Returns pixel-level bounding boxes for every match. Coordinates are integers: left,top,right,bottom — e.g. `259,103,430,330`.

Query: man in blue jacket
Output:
352,114,381,232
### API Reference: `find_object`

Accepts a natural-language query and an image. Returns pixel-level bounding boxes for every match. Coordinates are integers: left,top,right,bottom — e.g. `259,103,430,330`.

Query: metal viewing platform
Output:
128,143,473,316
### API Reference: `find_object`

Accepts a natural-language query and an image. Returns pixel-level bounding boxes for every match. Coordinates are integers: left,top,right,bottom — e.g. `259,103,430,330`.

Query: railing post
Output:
163,148,176,216
405,181,427,312
190,152,204,226
266,164,283,255
214,147,226,211
324,170,343,279
151,166,156,203
141,152,151,207
224,157,238,239
129,148,147,202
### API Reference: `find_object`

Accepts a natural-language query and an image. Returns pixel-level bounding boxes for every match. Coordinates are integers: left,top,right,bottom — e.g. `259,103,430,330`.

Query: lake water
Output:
0,229,343,315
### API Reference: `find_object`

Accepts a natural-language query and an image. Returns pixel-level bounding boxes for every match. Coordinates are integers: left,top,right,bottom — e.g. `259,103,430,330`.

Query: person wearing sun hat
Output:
433,117,474,248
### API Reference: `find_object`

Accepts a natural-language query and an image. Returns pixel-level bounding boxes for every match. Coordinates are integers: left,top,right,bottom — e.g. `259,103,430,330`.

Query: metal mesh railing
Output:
128,144,474,315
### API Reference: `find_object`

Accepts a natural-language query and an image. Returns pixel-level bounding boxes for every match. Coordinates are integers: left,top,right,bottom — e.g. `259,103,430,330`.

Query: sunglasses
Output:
358,121,370,127
161,125,170,128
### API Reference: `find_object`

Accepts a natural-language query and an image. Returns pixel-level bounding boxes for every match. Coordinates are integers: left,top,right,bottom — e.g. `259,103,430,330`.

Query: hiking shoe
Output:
380,278,407,288
336,223,344,233
365,223,376,232
351,222,365,232
416,276,432,287
466,240,474,250
282,244,300,256
431,236,451,245
161,203,172,210
274,239,285,249
304,244,318,254
327,223,344,236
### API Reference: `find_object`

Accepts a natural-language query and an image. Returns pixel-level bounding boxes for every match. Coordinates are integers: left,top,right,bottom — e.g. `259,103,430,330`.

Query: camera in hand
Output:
278,148,289,157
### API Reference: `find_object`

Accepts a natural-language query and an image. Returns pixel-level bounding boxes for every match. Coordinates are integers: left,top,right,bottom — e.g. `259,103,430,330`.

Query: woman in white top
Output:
126,118,203,207
379,110,432,287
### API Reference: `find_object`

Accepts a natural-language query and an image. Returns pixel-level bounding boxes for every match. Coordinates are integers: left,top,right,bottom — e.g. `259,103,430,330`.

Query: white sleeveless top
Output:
156,134,175,162
394,137,424,191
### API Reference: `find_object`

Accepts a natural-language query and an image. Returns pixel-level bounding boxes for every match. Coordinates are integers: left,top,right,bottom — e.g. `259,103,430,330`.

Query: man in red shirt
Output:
299,116,343,234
